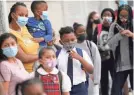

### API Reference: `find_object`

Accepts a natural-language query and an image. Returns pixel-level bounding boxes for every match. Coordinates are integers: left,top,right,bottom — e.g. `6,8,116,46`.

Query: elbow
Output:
87,65,94,74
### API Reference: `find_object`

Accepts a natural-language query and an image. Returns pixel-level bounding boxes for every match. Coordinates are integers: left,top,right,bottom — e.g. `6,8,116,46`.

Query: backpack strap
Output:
86,40,93,60
54,44,62,51
58,71,62,94
97,24,102,37
56,49,62,58
76,48,83,69
35,65,42,78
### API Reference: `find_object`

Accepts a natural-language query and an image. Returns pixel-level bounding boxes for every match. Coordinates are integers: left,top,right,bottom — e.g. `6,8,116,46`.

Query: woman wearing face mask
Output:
97,8,115,95
74,22,101,95
0,33,30,95
86,11,101,45
107,5,133,95
8,2,39,73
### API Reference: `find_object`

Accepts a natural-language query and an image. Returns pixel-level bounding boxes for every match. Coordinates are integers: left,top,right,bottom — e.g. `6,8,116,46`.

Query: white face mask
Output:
103,17,113,23
40,11,48,20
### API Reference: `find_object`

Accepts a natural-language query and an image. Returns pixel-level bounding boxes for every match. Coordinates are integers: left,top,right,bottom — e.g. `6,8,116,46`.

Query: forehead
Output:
15,6,28,15
61,32,75,39
1,37,16,46
119,9,128,15
103,11,112,16
93,13,100,19
36,3,48,11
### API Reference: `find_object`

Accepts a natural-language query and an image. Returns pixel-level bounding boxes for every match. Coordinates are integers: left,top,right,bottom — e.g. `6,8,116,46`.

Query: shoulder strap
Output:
58,71,62,94
86,40,93,59
54,44,62,51
76,48,83,57
56,49,62,58
76,48,83,69
35,65,42,78
97,24,102,36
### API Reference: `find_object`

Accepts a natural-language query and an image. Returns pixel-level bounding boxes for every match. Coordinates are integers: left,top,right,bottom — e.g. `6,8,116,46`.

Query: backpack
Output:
35,66,63,93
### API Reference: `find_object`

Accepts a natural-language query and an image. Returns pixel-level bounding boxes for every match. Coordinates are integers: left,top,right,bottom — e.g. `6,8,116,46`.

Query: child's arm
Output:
69,50,94,74
43,20,52,42
61,72,71,95
62,92,70,95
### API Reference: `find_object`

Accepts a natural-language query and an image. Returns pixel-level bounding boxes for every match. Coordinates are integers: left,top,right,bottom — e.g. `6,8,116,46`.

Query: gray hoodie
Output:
107,23,133,72
75,40,101,84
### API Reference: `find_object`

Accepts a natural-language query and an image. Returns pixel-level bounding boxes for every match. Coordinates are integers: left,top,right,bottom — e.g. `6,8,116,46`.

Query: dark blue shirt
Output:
27,17,52,46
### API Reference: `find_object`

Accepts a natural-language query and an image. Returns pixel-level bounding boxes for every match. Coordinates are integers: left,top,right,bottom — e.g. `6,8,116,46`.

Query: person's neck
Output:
42,66,52,73
8,57,16,63
9,21,21,32
77,40,84,43
34,16,41,20
93,23,97,29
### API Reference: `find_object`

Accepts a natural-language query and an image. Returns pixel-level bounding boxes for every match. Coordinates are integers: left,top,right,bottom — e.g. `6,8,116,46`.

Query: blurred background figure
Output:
86,11,101,45
16,78,46,95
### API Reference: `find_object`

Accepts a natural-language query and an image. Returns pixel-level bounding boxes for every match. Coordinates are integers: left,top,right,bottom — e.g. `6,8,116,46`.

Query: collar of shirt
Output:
37,67,59,75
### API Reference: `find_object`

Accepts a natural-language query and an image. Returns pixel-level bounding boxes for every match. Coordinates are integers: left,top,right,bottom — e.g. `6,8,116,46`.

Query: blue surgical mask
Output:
17,16,28,27
40,11,48,20
2,46,18,57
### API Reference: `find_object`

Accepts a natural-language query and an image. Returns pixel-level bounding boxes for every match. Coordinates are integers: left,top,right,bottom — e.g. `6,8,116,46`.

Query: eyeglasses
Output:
119,15,128,19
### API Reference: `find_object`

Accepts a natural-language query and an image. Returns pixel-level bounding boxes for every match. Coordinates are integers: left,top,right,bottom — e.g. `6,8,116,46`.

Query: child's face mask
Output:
42,59,57,70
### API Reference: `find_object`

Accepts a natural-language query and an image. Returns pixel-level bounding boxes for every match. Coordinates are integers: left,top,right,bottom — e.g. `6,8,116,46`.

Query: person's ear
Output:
11,13,17,21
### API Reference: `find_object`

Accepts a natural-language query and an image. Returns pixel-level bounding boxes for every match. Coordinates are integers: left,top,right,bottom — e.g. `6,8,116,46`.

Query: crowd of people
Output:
0,0,133,95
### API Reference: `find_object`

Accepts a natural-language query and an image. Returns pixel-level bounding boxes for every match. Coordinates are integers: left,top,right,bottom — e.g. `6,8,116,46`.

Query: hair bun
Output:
73,22,79,28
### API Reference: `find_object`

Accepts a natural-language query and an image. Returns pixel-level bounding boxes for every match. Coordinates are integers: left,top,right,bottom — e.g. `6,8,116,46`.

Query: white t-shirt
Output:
57,48,93,85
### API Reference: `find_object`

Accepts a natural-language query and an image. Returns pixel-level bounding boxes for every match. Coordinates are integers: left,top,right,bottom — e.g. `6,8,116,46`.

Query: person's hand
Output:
32,37,44,43
69,50,82,60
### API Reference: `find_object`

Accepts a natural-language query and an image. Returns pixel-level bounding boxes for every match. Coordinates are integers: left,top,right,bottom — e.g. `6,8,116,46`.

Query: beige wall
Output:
6,1,116,36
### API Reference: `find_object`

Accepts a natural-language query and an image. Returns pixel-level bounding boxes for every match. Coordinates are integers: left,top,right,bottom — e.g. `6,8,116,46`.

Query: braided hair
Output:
8,2,26,23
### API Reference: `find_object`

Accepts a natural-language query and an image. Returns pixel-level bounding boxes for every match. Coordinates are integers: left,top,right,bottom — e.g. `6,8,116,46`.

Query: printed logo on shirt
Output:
38,22,46,31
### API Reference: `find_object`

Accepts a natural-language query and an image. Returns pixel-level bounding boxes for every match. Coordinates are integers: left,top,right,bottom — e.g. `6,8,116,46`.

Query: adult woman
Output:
108,5,133,95
8,2,39,72
0,33,29,95
86,11,101,44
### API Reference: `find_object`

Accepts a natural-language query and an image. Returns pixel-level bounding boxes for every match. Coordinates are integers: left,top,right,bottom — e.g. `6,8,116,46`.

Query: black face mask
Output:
77,33,86,42
93,19,101,24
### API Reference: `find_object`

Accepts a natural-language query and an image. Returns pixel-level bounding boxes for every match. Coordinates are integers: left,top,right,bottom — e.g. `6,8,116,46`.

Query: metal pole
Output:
0,0,9,34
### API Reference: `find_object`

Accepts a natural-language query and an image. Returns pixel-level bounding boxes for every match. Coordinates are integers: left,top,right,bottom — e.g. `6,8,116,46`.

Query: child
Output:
27,1,52,47
34,47,71,95
16,78,46,95
73,22,101,95
57,26,94,95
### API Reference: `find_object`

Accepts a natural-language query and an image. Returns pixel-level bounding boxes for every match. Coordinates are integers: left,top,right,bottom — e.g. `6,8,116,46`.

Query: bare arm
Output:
16,46,38,63
0,82,4,95
2,82,9,95
62,92,70,95
70,50,94,74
